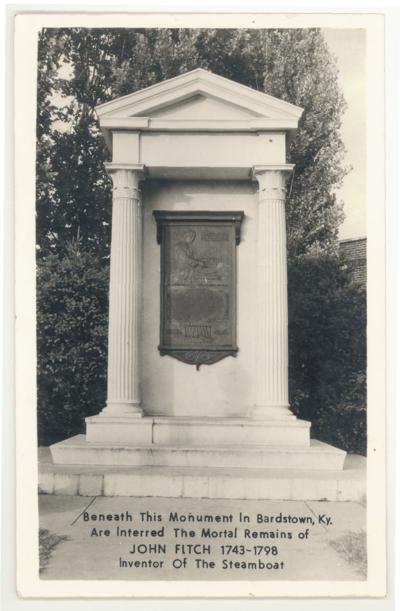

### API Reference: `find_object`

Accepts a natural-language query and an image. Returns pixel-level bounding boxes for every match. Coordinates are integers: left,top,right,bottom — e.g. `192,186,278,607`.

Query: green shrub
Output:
39,528,69,574
37,239,109,446
330,530,367,578
288,253,366,454
312,403,366,455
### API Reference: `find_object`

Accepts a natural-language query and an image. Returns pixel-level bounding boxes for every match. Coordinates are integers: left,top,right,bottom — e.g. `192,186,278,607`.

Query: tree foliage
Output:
37,238,108,444
36,27,347,259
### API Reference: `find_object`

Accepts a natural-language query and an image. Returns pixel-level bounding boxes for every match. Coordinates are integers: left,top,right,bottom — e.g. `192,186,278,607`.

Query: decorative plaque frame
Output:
153,210,244,369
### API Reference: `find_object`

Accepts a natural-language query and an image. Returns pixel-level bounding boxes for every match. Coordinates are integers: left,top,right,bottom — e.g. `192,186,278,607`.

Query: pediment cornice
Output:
95,69,303,142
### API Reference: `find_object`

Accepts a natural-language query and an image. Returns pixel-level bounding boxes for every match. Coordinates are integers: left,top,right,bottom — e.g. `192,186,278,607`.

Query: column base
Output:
252,405,295,420
100,401,143,418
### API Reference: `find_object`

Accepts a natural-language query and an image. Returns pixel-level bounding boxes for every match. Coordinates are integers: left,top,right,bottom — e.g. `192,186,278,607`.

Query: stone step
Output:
39,449,365,502
85,415,311,446
50,436,345,471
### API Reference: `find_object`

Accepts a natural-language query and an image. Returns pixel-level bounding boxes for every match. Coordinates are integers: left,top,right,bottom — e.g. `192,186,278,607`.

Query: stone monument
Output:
47,69,361,500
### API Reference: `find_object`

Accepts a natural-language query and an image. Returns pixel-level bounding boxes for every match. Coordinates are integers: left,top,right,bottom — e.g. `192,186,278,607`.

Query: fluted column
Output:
252,165,294,420
101,164,145,417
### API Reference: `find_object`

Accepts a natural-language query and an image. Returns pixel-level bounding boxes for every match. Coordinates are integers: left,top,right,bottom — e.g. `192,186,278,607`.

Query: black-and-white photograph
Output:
13,11,387,599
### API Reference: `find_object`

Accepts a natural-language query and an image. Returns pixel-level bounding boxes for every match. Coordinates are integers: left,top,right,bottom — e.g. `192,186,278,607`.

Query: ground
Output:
39,494,366,581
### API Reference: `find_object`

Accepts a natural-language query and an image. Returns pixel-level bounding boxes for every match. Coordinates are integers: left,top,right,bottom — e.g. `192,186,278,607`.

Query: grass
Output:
39,528,69,575
330,529,367,578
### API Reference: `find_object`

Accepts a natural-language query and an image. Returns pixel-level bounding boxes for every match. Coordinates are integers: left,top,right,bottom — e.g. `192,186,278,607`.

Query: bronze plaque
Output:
153,211,244,369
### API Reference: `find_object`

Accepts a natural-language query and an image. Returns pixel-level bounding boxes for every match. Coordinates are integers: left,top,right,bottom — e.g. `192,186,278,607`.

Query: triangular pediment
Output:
138,94,262,120
96,69,303,122
96,69,303,148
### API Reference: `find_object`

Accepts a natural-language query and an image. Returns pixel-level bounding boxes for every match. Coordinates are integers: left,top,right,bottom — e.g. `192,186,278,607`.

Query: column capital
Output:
105,163,146,199
252,164,294,201
105,162,146,175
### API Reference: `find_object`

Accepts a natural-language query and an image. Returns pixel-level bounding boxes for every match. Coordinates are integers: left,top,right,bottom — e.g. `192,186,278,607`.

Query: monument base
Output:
47,415,354,500
85,415,311,446
39,448,365,502
50,435,346,471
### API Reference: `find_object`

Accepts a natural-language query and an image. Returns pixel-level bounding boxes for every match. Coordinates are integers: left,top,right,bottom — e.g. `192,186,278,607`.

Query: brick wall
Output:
339,238,366,286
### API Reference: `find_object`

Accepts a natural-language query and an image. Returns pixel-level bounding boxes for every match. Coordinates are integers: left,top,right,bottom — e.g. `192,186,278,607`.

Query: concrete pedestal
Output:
51,436,346,470
84,415,309,445
40,449,365,502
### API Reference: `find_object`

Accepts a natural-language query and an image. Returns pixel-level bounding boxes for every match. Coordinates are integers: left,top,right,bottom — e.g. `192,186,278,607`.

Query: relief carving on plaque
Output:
153,211,244,369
